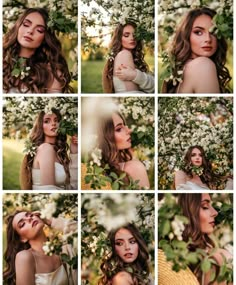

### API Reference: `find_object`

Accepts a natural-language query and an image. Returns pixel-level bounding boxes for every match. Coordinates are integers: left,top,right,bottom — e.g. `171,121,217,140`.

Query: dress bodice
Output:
113,76,144,93
176,181,210,190
32,162,66,190
35,264,69,285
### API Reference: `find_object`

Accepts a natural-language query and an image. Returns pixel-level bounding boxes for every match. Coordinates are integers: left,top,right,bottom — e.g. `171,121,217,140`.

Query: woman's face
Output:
121,25,137,50
115,228,139,263
43,113,59,138
112,113,132,150
17,12,46,57
12,212,44,241
190,14,217,59
190,148,203,166
199,193,218,234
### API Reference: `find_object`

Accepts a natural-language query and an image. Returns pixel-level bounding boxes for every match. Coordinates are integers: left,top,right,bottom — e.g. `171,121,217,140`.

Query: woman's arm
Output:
124,160,150,189
181,57,220,93
113,50,139,91
112,271,133,285
36,143,56,185
15,250,35,285
116,65,154,93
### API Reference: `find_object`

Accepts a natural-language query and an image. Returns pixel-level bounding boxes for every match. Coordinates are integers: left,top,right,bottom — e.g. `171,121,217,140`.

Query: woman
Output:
98,223,152,285
102,22,154,93
95,110,150,189
3,7,73,93
20,108,77,190
178,193,232,284
174,145,232,190
3,210,77,285
162,7,231,93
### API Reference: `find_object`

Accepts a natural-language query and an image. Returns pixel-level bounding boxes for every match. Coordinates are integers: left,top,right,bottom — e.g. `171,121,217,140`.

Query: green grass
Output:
3,139,24,190
81,60,104,93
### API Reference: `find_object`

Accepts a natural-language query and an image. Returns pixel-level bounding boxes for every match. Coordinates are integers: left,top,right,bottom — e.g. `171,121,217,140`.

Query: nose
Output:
125,126,131,134
124,242,130,250
204,32,212,43
27,27,34,35
211,206,218,217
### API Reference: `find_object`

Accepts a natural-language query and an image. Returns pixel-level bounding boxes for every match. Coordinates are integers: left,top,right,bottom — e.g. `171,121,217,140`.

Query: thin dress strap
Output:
30,249,38,273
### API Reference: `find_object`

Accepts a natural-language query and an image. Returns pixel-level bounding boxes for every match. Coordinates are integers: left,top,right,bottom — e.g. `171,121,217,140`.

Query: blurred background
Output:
81,0,155,93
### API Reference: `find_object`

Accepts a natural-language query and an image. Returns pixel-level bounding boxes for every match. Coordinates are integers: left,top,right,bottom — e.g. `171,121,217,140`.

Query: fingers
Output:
71,135,78,144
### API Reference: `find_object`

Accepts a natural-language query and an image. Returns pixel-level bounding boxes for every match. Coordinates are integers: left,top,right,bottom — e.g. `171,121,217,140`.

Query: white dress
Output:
32,153,78,190
32,162,66,190
35,265,69,285
176,181,210,190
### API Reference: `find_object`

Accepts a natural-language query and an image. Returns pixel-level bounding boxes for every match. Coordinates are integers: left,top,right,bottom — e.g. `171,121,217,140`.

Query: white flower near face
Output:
171,216,185,240
41,202,56,219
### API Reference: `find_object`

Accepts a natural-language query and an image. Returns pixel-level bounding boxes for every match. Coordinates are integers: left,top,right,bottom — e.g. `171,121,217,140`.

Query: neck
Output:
44,137,57,144
19,47,36,58
29,232,47,254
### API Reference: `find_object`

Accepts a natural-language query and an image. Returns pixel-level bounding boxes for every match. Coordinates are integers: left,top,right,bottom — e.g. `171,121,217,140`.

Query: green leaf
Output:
112,181,119,190
201,259,211,273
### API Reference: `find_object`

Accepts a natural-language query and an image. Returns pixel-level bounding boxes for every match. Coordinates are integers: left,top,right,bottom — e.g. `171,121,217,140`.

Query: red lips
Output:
24,36,33,41
124,253,133,258
32,220,38,227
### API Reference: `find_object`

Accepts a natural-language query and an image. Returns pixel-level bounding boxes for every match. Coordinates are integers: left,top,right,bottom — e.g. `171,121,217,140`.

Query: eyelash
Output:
23,23,45,33
115,240,136,246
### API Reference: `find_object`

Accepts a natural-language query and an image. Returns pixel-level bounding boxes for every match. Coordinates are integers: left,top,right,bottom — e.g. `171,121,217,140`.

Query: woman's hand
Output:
115,64,137,81
70,135,78,154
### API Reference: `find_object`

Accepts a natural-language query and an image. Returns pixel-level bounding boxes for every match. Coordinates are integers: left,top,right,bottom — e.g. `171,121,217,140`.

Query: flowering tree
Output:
3,96,78,138
81,193,154,285
81,0,154,52
158,193,233,283
3,0,78,79
158,0,233,90
3,193,78,268
81,97,155,189
158,97,233,189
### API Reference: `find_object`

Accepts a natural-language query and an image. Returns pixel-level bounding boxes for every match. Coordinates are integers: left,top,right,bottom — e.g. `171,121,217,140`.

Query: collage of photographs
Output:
1,0,234,284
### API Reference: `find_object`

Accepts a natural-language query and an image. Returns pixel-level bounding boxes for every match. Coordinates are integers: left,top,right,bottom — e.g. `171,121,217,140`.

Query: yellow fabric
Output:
158,249,199,285
81,163,112,190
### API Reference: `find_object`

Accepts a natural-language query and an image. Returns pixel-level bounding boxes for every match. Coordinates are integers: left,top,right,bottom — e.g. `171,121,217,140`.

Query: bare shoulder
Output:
116,49,133,60
37,142,54,153
213,248,233,265
175,170,187,178
15,249,34,263
114,49,134,68
185,57,216,73
124,159,146,173
112,271,133,285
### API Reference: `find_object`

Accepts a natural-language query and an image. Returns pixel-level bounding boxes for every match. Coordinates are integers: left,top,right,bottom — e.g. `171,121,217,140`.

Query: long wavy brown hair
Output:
181,145,222,189
3,8,73,93
102,22,149,93
97,111,132,178
3,211,31,285
98,223,150,285
178,194,219,284
20,108,70,189
163,7,231,93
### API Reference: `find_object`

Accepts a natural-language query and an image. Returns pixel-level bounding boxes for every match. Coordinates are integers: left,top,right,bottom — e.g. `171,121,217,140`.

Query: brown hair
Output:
102,22,149,93
3,211,31,285
163,7,231,93
182,145,221,189
20,108,70,189
3,8,73,93
97,111,132,177
98,223,150,285
178,194,219,284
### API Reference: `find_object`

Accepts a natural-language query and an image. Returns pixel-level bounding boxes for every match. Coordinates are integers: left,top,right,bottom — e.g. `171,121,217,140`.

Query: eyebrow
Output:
114,122,123,128
201,199,211,203
23,19,46,28
115,237,135,241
